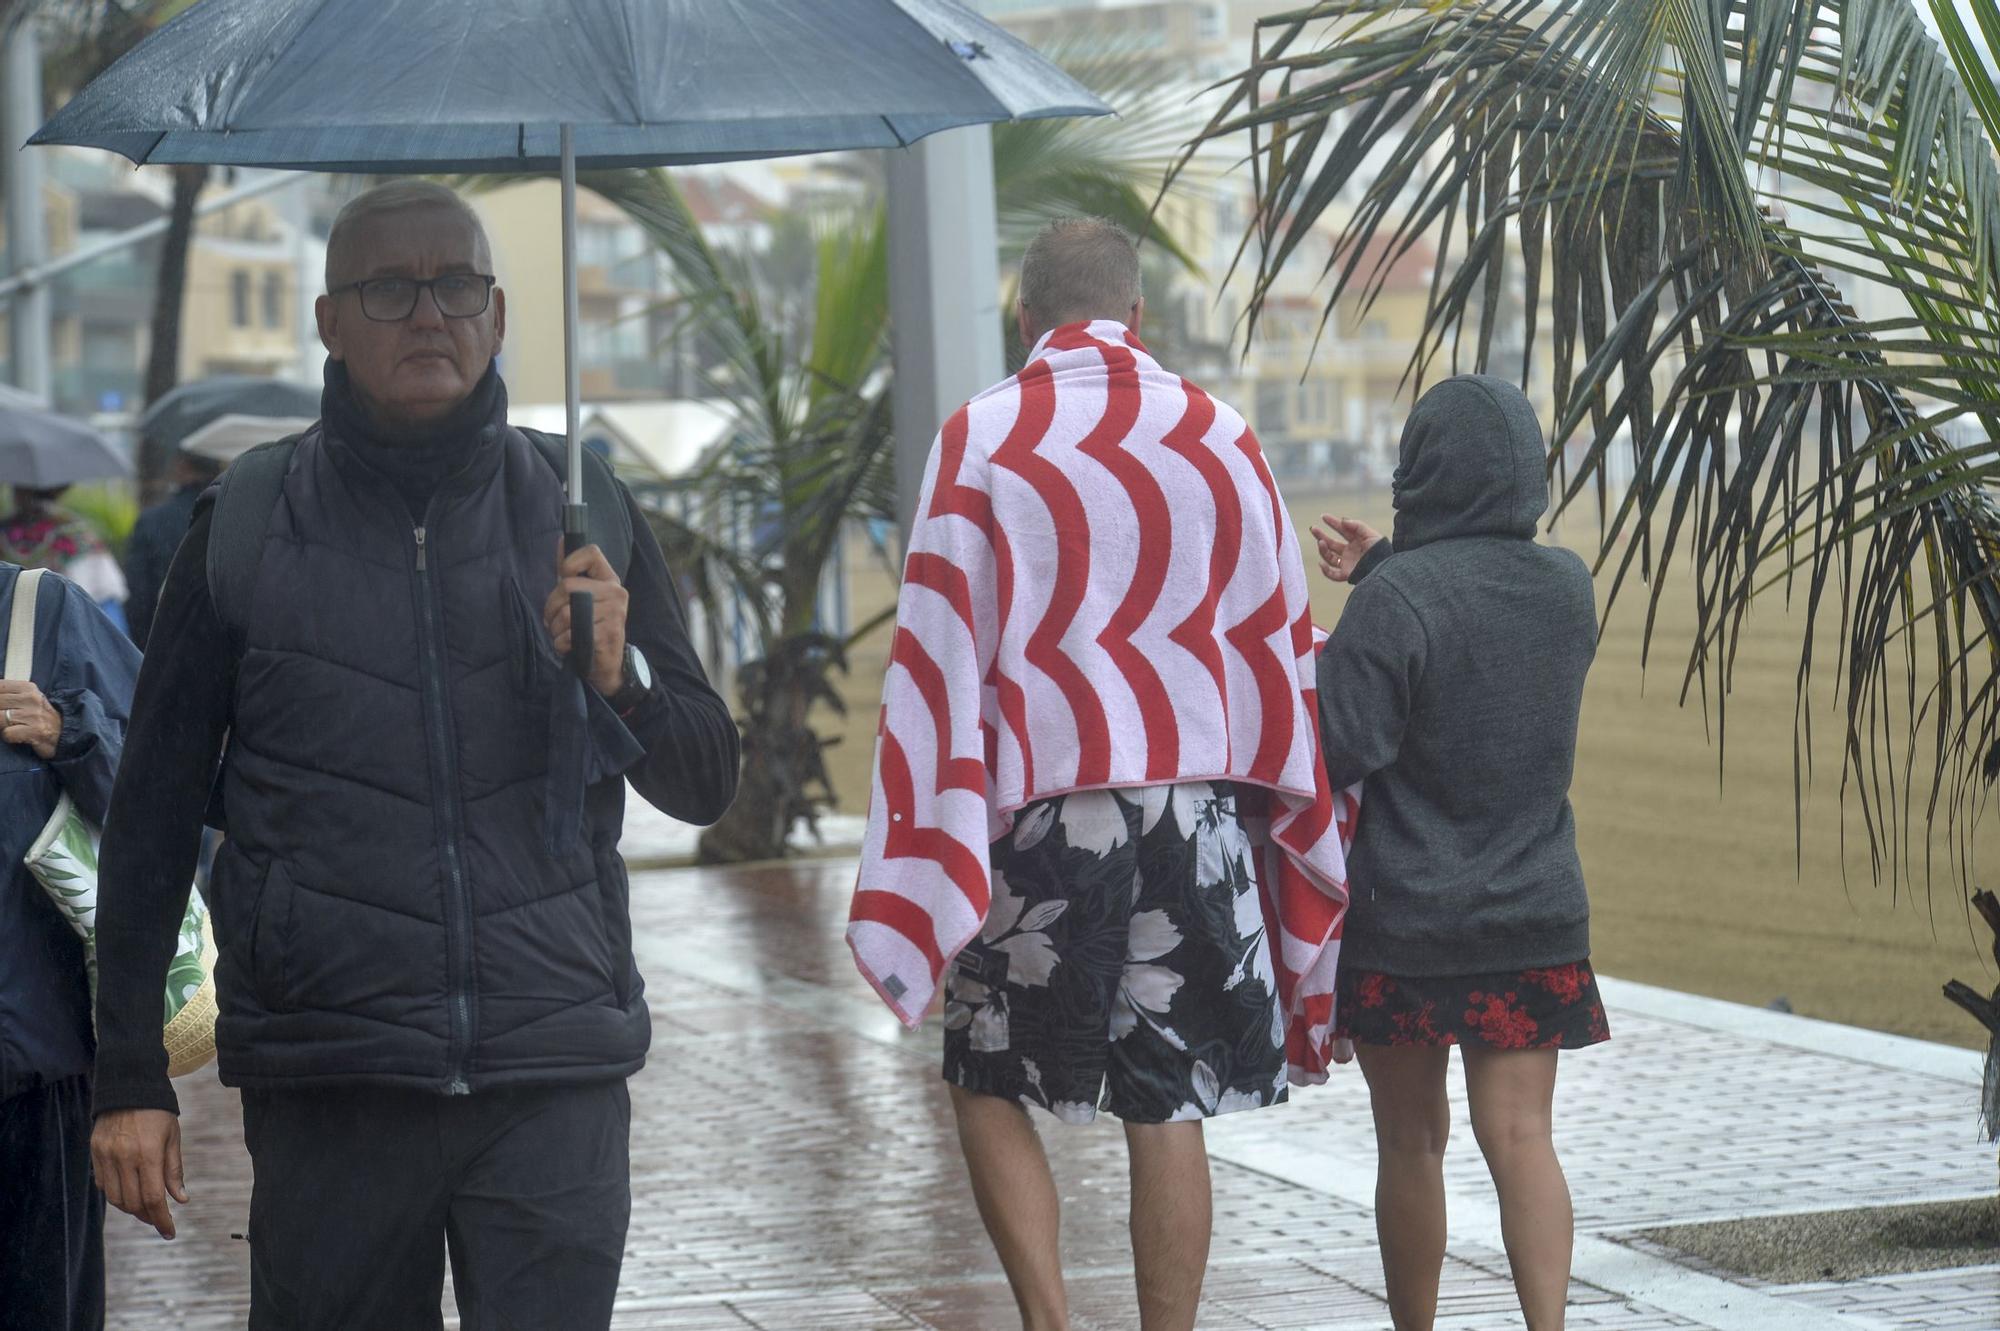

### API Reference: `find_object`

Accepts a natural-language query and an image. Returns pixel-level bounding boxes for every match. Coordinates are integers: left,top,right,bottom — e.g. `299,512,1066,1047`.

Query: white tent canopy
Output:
180,413,318,464
509,399,734,481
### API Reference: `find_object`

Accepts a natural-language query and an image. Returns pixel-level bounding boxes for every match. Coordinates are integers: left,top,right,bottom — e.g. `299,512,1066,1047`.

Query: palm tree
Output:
587,55,1207,862
587,171,892,862
1172,0,2000,892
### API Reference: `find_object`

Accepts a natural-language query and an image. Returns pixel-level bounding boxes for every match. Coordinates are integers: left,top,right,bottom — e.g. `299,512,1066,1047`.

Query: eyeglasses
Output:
338,273,496,322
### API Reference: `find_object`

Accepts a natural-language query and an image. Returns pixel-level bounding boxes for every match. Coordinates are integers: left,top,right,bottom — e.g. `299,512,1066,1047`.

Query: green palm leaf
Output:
1171,0,2000,891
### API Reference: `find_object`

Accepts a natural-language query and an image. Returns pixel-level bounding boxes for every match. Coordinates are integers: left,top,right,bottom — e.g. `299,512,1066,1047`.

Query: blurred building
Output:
3,153,329,422
981,0,1233,76
1240,231,1441,483
473,172,777,406
182,192,314,384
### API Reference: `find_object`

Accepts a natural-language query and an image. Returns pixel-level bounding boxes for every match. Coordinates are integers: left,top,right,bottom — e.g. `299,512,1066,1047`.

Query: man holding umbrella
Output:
88,181,740,1328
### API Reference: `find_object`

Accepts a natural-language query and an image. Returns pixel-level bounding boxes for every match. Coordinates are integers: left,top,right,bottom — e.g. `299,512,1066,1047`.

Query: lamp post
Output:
3,17,51,399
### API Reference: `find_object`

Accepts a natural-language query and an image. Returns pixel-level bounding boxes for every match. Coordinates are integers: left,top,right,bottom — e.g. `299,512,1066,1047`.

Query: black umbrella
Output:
32,0,1109,678
138,375,321,454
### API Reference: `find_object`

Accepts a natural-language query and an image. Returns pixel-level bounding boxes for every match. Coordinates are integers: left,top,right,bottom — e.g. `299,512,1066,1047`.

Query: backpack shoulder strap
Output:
207,434,305,641
521,428,632,577
5,567,45,683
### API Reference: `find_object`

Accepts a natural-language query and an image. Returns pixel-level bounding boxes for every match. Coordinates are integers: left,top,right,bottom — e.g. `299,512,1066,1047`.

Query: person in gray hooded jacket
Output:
1313,374,1602,1331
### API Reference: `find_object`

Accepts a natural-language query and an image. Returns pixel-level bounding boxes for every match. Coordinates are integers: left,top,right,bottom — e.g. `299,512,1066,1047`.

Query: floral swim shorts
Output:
942,781,1288,1125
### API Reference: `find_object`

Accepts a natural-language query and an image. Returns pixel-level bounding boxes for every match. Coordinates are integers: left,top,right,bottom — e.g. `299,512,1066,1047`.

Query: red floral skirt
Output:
1333,960,1610,1049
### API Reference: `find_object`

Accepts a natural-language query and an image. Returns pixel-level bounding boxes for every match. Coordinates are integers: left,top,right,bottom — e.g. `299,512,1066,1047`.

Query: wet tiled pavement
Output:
107,858,1997,1329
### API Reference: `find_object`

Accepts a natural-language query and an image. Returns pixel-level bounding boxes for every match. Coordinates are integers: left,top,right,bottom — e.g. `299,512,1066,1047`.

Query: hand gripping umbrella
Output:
31,0,1108,680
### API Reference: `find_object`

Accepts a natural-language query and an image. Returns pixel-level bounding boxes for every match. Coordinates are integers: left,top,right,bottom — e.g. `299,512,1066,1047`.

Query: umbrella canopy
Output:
28,0,1109,172
32,0,1105,682
180,413,318,466
0,398,132,489
139,376,321,453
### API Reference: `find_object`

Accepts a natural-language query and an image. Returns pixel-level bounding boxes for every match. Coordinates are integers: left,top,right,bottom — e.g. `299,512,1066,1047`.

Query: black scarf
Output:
322,359,506,520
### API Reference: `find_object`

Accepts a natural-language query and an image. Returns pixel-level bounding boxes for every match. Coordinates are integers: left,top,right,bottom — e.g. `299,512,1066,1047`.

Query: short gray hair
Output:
1018,217,1141,335
324,181,492,290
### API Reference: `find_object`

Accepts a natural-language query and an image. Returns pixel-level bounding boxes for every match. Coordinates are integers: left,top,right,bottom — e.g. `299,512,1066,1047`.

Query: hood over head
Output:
1390,374,1548,550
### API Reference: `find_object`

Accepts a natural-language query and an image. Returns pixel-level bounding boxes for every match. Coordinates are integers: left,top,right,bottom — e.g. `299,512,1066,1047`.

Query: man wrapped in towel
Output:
847,219,1352,1331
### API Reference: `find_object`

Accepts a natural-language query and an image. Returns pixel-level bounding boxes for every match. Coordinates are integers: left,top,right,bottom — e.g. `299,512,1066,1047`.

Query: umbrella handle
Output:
565,506,594,683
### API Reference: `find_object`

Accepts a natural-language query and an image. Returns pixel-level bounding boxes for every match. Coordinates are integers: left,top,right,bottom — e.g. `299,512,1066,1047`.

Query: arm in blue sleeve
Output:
44,576,142,826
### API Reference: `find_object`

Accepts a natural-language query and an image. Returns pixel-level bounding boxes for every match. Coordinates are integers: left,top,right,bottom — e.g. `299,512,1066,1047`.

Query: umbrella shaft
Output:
559,125,591,685
560,125,583,501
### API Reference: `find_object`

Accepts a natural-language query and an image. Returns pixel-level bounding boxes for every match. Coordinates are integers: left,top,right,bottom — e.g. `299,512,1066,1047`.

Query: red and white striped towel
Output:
847,320,1355,1082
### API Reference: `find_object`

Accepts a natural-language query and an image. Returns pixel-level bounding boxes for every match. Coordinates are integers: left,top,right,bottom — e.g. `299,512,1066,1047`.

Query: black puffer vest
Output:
207,411,646,1093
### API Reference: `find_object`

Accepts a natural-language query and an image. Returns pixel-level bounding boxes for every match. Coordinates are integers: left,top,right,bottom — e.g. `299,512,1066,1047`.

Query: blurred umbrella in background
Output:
0,391,132,489
137,376,321,456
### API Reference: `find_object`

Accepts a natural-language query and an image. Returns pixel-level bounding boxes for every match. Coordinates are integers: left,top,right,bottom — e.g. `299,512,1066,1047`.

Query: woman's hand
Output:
0,680,61,759
1312,515,1385,583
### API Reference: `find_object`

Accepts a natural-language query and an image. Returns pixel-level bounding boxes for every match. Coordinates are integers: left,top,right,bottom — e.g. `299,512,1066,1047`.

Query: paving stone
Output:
101,858,1997,1330
1773,1266,2000,1331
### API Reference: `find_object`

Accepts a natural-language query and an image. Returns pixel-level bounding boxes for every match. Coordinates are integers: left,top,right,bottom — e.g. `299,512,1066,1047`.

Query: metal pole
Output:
0,171,309,304
3,18,51,398
559,125,594,682
560,125,584,500
886,125,1004,549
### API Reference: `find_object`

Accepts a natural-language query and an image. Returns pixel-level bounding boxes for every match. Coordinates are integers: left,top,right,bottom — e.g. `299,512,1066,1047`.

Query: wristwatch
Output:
609,644,653,715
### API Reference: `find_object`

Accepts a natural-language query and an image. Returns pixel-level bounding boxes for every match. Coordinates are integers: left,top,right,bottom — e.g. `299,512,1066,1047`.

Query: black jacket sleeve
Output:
92,500,234,1117
603,485,740,826
1317,576,1427,793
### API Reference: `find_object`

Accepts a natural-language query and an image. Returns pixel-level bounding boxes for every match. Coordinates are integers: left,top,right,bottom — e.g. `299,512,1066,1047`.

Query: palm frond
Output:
1171,0,2000,889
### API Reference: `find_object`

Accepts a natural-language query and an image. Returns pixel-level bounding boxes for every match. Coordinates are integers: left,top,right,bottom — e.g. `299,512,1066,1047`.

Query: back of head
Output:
1018,218,1142,342
175,452,225,487
1390,375,1549,550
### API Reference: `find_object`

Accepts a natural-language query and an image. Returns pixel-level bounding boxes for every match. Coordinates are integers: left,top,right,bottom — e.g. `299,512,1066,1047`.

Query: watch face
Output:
627,647,653,691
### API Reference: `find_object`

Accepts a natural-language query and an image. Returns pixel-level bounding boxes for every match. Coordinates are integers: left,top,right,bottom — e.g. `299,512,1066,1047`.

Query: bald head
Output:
324,180,492,291
1017,217,1143,343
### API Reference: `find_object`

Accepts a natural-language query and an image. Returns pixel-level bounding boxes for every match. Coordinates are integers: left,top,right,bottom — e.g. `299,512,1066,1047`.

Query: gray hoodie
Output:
1317,375,1596,977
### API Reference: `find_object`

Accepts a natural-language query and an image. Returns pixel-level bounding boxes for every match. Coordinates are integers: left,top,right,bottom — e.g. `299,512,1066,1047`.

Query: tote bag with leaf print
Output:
7,567,217,1077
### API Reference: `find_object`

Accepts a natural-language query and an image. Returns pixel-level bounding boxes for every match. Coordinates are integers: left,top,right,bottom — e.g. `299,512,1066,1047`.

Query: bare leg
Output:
1123,1119,1210,1331
949,1084,1069,1331
1356,1044,1452,1331
1462,1047,1570,1331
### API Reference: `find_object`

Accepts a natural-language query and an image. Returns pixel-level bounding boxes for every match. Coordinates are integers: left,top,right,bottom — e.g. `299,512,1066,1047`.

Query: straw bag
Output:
7,568,218,1078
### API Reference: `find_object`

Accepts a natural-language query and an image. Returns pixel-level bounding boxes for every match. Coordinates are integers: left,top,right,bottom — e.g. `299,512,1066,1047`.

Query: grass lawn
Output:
812,487,1997,1050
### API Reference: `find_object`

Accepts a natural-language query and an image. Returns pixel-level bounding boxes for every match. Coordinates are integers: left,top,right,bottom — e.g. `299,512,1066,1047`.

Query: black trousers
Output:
0,1075,105,1331
241,1080,631,1331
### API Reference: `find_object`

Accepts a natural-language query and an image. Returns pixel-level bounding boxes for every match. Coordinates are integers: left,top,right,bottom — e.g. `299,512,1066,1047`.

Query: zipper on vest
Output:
411,518,473,1095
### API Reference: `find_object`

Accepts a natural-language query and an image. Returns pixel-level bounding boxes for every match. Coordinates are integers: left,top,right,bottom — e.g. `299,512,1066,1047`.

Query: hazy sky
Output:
1914,0,1996,73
